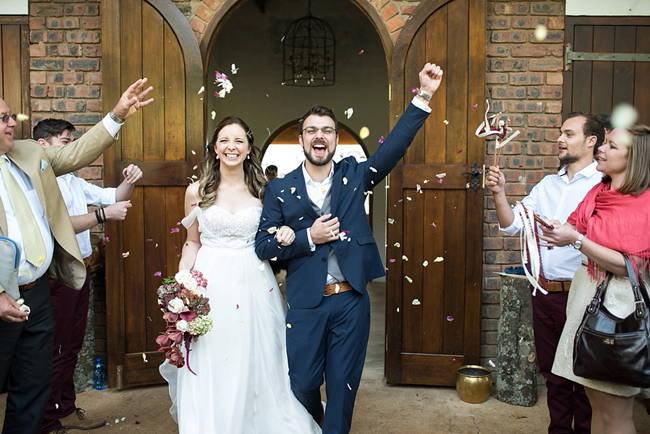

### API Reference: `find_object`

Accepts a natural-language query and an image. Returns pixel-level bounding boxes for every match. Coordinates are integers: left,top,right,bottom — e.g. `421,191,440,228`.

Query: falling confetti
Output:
430,222,436,227
277,197,284,203
269,288,274,292
389,259,396,263
193,165,198,170
457,149,464,153
534,24,548,41
142,353,148,363
611,103,638,130
359,127,370,139
369,167,378,173
211,111,216,120
397,307,400,312
378,136,385,144
436,173,447,179
443,120,449,125
344,108,354,119
258,264,265,271
411,87,418,94
191,150,196,155
423,179,429,183
489,360,496,367
290,187,296,194
198,86,204,94
471,103,478,109
103,236,110,242
16,113,29,121
342,177,348,185
423,260,429,267
154,271,162,277
411,298,420,305
406,196,412,201
286,323,292,328
394,242,400,247
434,257,444,262
446,316,454,322
402,255,408,261
387,218,395,224
267,227,277,234
405,276,413,283
231,63,239,74
358,49,364,55
170,228,180,234
122,252,130,258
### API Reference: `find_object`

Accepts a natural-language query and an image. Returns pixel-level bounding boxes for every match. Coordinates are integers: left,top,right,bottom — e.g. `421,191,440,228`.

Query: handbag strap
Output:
587,271,613,314
623,255,649,318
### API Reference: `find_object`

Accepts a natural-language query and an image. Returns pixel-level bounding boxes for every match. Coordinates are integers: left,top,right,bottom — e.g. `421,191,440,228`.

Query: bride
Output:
160,116,321,434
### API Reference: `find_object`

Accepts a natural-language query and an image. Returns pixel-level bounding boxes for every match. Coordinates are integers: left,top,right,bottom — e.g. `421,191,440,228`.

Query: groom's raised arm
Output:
255,181,312,260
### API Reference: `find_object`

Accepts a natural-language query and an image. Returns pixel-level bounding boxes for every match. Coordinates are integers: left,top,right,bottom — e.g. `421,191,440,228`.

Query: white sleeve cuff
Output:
102,114,122,139
306,228,316,252
411,96,432,113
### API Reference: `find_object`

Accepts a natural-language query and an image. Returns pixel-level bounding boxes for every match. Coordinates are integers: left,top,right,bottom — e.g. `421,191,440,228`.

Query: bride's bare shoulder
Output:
186,181,201,198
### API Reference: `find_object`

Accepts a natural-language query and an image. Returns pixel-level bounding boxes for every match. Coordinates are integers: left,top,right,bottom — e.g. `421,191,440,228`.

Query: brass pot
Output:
456,365,492,404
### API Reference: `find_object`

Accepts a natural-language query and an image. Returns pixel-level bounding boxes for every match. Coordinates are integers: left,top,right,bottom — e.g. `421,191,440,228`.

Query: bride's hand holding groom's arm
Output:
179,183,202,271
275,226,295,246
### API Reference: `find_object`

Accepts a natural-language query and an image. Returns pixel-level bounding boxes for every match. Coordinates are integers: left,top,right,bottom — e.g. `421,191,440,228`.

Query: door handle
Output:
462,161,482,192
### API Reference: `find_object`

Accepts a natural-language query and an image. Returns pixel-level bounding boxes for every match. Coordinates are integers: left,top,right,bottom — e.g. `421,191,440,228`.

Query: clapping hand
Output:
111,78,154,121
122,164,143,184
418,63,444,100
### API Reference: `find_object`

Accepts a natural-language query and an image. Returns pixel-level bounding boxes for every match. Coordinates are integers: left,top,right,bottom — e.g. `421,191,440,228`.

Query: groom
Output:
255,63,443,434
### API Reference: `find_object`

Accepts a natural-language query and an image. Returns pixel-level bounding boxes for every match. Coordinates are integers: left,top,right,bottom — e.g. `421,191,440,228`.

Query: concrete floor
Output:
2,281,650,433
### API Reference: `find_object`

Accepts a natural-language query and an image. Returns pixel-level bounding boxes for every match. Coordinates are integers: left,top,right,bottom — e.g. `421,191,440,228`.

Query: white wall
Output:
0,0,28,14
566,0,650,16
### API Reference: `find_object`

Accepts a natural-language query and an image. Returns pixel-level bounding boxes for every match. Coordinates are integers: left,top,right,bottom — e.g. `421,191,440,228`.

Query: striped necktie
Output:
0,157,47,267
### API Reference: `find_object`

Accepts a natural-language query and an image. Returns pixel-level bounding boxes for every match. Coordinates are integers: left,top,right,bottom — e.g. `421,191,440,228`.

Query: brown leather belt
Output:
19,278,40,291
324,281,353,296
544,280,571,292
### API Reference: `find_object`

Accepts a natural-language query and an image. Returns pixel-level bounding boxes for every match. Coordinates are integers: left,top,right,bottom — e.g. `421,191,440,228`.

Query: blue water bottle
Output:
93,358,105,390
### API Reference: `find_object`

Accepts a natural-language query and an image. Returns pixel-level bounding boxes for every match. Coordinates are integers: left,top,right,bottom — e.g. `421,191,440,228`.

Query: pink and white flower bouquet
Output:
156,270,212,374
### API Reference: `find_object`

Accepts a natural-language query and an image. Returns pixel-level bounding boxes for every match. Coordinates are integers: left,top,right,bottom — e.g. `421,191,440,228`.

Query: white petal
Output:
411,298,420,305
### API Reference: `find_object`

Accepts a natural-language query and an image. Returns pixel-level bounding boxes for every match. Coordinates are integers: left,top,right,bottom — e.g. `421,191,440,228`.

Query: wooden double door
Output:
104,0,485,388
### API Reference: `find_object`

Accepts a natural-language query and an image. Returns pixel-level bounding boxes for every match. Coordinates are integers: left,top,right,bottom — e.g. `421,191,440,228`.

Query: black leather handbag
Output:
573,255,650,388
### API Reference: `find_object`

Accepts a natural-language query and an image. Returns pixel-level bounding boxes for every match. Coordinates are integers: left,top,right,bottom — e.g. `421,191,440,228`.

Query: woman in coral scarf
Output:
540,124,650,434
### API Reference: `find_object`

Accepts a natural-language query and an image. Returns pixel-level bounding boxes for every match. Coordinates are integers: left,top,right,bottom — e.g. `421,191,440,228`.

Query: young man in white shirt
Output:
34,119,142,434
485,113,605,434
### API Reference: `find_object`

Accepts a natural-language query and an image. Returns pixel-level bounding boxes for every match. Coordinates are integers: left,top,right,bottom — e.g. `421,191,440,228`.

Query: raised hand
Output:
111,78,154,120
310,214,340,245
485,165,505,194
418,63,444,98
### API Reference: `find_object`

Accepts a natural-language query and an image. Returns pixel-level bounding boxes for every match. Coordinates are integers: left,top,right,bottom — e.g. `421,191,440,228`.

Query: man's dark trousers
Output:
532,290,591,434
0,278,54,434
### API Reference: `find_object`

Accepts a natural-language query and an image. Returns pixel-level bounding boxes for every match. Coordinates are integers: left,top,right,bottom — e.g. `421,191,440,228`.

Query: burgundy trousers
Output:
531,290,592,434
40,268,91,434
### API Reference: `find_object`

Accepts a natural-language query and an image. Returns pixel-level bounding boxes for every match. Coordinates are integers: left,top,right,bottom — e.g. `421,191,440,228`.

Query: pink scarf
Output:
567,182,650,278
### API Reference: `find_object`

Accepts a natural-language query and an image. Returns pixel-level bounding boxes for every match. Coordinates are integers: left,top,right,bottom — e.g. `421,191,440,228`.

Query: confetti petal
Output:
358,49,364,55
211,111,216,120
446,315,454,321
389,258,396,263
378,136,385,144
411,298,420,305
347,383,352,390
394,242,400,247
277,197,284,203
122,252,130,258
267,226,277,234
103,236,110,242
434,257,444,262
411,87,418,94
286,323,292,328
369,167,378,173
231,63,238,74
154,271,162,277
290,187,296,194
170,228,180,234
430,222,436,227
258,264,265,271
359,127,370,139
16,114,29,122
489,359,496,367
402,255,408,261
142,353,148,363
198,86,205,94
387,218,395,224
405,276,413,283
344,108,354,119
423,260,429,267
443,120,449,125
342,177,348,185
471,103,478,109
436,173,447,179
534,24,548,41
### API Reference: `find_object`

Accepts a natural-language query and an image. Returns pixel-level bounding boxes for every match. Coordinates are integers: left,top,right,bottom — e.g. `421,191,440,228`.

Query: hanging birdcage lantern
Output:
282,0,335,86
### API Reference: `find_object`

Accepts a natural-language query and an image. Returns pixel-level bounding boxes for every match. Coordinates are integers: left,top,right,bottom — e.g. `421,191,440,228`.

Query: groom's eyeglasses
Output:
302,126,336,135
0,114,16,124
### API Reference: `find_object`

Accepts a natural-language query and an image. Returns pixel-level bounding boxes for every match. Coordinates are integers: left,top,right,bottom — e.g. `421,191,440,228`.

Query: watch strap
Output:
416,88,432,101
108,111,124,125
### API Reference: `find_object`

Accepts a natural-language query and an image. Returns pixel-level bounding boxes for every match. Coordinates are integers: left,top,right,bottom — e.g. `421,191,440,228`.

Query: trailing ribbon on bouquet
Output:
475,99,520,165
516,204,548,296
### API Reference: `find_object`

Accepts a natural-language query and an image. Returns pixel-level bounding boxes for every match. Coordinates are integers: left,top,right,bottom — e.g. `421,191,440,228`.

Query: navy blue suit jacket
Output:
255,102,429,309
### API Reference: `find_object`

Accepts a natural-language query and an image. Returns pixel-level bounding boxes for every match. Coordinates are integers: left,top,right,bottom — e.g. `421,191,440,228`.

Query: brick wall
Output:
481,0,565,366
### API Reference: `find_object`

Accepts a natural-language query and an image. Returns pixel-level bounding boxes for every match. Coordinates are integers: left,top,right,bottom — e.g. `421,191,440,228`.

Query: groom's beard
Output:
304,139,336,167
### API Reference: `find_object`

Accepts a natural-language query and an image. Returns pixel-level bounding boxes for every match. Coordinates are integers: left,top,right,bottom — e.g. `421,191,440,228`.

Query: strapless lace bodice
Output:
182,205,262,250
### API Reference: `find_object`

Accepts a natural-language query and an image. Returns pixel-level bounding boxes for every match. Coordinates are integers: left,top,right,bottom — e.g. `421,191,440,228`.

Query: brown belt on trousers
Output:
543,280,571,292
19,278,41,291
324,281,354,296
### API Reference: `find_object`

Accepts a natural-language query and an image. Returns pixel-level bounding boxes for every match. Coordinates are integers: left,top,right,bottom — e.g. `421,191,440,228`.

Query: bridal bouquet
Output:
156,270,213,375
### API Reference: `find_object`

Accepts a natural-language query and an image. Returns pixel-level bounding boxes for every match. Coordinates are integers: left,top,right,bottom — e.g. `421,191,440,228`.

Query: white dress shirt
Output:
0,114,122,285
56,173,116,259
0,155,55,285
500,162,602,281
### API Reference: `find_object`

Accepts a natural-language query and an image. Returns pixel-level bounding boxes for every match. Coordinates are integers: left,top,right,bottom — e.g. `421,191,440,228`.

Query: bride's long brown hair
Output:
198,117,266,209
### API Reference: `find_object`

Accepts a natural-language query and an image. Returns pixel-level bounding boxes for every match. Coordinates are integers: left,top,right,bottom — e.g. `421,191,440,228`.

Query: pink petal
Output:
389,259,396,263
411,87,418,94
437,178,443,184
430,222,436,227
457,149,464,153
269,288,274,292
176,222,181,225
378,136,385,144
359,49,364,55
446,316,454,322
170,228,180,234
102,236,110,242
154,271,162,277
471,104,478,109
193,165,198,170
146,238,153,242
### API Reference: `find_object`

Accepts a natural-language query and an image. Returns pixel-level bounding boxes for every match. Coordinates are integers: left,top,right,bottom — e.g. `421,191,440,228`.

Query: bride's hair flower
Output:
156,270,212,375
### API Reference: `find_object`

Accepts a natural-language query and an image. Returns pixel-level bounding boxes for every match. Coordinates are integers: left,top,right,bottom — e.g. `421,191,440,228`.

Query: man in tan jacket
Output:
0,78,153,434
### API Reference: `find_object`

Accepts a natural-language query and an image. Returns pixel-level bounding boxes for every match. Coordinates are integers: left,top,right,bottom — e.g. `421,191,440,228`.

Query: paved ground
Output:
2,281,649,433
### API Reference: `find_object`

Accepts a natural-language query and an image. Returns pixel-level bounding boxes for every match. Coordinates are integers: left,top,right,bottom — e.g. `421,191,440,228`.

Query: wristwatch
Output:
572,234,584,250
416,88,432,101
108,111,124,125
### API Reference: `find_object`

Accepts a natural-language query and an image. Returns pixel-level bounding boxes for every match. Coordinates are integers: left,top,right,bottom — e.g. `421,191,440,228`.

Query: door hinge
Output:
565,43,650,71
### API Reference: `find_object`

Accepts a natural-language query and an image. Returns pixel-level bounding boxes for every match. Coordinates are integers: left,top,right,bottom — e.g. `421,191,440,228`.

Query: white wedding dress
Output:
160,205,321,434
